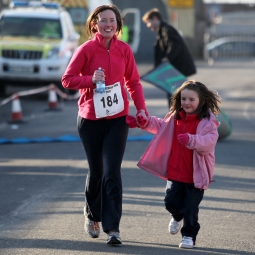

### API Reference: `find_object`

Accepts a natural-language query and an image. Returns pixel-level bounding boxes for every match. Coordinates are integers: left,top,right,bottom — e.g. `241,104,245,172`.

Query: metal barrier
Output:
204,33,255,61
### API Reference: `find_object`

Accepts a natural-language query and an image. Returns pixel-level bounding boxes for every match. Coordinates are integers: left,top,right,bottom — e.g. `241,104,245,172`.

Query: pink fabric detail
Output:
137,114,174,179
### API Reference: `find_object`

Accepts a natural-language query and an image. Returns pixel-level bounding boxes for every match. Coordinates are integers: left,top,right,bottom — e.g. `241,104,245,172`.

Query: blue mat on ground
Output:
0,134,154,145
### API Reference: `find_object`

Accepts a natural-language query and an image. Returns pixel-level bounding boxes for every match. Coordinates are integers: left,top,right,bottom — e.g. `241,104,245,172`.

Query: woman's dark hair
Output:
170,80,222,120
86,5,123,38
142,8,163,22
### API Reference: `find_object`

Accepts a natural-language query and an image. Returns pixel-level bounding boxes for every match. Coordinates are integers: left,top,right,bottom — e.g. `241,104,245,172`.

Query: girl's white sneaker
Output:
179,236,194,249
169,218,182,235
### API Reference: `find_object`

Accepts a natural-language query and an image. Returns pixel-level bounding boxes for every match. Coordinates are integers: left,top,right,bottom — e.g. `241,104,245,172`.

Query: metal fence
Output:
204,33,255,61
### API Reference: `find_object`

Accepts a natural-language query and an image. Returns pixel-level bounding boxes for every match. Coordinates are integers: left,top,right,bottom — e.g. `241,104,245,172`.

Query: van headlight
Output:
46,47,60,59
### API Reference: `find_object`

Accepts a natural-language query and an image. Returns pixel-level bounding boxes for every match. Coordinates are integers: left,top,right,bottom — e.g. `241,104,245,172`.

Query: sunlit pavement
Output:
0,60,255,254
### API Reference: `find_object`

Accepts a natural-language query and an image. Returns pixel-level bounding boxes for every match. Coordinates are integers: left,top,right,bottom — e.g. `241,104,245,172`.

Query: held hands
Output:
126,115,138,128
177,133,189,145
136,110,149,128
126,110,149,129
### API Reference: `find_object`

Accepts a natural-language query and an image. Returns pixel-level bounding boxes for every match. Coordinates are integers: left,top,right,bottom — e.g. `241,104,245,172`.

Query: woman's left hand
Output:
126,115,138,128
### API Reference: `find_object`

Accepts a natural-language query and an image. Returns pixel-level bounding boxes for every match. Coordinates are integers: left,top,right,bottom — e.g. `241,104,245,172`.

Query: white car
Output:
0,1,80,95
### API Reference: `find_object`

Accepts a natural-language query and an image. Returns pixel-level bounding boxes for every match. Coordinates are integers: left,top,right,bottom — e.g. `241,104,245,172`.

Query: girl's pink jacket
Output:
137,111,220,190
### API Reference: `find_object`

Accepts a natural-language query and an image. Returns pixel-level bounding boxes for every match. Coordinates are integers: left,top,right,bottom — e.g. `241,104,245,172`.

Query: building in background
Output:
47,0,113,45
204,0,255,39
204,0,255,61
1,0,254,63
0,0,10,10
1,0,205,61
112,0,206,62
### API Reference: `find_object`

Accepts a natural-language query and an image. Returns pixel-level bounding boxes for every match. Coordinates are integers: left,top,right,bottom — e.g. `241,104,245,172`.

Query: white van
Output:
0,1,80,95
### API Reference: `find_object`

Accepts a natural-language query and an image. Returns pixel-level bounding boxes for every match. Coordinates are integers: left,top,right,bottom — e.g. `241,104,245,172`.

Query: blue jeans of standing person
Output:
164,180,204,244
77,116,128,234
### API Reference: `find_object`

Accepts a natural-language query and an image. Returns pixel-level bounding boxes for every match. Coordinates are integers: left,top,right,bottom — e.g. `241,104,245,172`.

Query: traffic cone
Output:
10,94,23,123
48,86,59,110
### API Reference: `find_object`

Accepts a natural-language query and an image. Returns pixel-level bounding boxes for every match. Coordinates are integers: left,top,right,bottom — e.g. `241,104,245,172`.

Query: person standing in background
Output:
62,4,148,245
142,8,196,107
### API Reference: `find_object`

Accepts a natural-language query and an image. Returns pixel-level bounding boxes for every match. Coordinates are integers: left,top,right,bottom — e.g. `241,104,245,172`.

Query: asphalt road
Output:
0,60,255,255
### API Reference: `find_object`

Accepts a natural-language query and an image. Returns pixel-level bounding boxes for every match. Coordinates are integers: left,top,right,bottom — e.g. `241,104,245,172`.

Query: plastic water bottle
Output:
96,67,105,93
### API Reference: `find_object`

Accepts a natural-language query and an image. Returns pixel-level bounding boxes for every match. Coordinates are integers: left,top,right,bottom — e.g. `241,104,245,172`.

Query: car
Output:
204,37,255,62
0,1,80,95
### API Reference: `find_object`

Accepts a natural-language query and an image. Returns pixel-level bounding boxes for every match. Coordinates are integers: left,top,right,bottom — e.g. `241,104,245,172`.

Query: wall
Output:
162,0,206,58
112,0,205,62
112,0,168,63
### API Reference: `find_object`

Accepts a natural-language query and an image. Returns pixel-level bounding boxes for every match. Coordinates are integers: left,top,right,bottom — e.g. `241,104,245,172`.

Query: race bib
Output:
93,82,124,118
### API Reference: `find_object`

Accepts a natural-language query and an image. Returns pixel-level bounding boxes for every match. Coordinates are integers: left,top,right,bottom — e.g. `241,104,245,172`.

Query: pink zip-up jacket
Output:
137,111,220,190
62,33,146,120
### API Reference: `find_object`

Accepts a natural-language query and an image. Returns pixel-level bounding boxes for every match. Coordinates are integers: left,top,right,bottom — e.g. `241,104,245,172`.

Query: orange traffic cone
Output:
10,94,23,123
48,86,58,110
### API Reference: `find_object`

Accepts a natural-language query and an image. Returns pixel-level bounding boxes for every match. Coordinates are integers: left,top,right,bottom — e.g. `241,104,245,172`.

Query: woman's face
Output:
94,9,117,39
180,89,200,115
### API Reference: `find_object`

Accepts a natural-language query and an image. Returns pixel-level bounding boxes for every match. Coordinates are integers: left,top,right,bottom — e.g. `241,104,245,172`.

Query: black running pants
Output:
77,115,128,233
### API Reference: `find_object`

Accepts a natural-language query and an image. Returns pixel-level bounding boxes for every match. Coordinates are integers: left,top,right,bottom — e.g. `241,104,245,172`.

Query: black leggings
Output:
77,115,128,233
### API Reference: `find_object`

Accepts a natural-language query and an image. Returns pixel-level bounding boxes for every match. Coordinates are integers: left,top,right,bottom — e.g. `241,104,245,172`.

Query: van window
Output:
0,16,62,38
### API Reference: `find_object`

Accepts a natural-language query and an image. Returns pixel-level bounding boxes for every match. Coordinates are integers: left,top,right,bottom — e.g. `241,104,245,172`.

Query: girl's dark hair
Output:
170,80,222,120
86,5,123,38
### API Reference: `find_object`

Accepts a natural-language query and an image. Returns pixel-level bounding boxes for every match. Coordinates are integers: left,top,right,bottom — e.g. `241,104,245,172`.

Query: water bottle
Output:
96,67,105,93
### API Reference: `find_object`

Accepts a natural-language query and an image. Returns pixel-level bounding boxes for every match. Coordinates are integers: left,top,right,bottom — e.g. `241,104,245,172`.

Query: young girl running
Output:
127,80,221,249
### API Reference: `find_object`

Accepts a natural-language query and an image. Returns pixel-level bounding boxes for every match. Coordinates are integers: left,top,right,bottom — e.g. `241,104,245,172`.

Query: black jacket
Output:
154,21,196,76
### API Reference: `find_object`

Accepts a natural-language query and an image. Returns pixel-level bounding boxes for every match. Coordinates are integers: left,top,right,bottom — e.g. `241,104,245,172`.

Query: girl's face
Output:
93,10,117,39
180,89,200,115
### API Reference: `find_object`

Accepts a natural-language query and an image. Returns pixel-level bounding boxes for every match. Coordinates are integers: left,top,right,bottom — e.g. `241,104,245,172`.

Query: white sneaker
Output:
169,218,182,235
179,236,194,249
106,231,122,245
84,208,100,238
